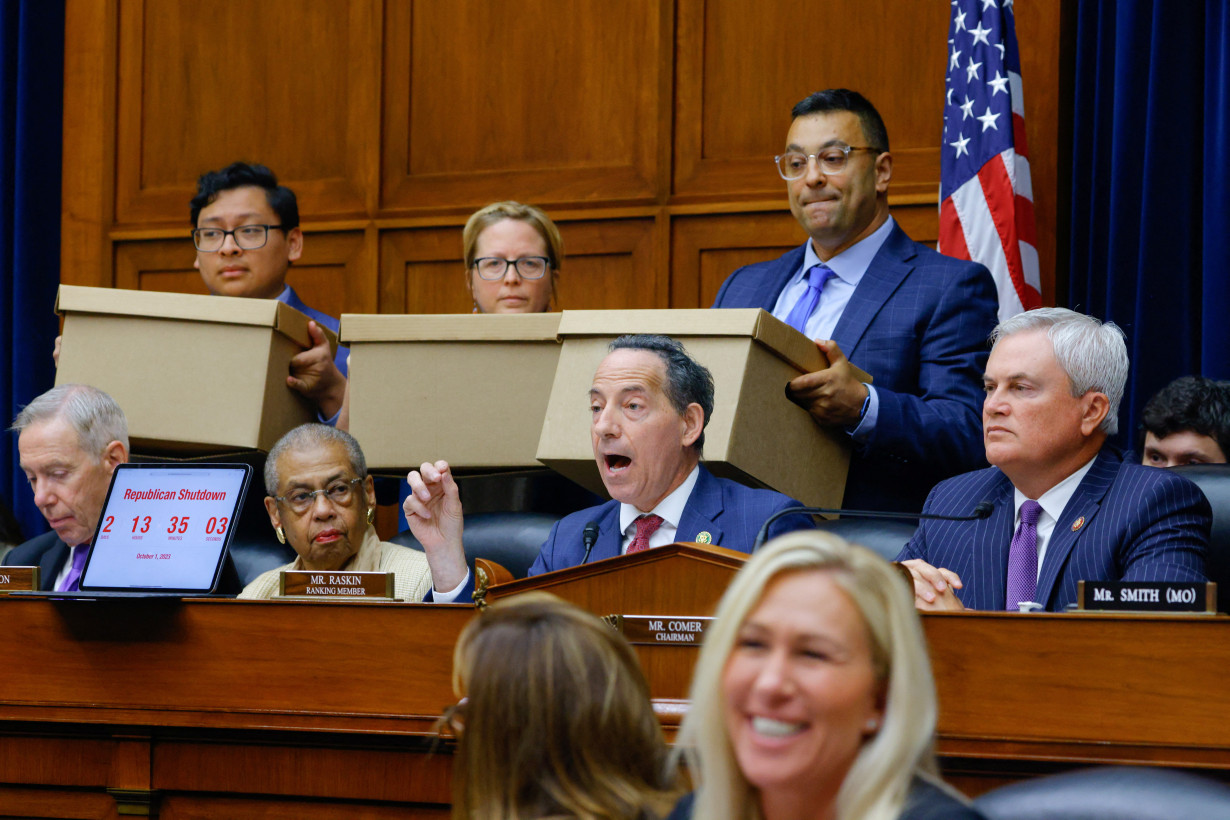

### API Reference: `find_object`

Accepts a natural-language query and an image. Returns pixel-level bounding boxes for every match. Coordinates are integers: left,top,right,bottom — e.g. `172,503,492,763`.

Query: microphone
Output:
580,521,600,565
752,501,994,552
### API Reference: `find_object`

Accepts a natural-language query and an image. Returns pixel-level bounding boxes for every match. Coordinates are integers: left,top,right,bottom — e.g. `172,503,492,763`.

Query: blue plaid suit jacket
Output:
528,465,811,575
896,447,1211,611
711,223,998,513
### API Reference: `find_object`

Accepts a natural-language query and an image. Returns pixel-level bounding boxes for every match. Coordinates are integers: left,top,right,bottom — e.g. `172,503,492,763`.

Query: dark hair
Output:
791,89,890,153
189,162,299,230
1139,376,1230,456
450,593,679,820
609,334,715,451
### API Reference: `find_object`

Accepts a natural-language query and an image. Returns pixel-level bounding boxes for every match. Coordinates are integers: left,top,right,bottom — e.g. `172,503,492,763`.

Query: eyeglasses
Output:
274,477,364,514
192,224,285,252
774,146,878,180
472,256,550,281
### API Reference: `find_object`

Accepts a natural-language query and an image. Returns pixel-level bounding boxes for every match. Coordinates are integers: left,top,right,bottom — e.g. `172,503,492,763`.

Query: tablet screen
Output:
82,463,251,592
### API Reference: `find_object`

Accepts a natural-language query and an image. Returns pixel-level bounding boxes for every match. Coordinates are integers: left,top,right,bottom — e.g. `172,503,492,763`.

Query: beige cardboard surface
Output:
342,313,562,471
55,286,321,454
536,309,861,508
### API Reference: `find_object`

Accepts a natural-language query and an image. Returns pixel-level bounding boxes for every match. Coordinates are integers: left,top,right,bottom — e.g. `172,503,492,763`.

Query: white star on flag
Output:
976,106,1000,131
950,134,971,158
988,71,1009,95
966,57,983,81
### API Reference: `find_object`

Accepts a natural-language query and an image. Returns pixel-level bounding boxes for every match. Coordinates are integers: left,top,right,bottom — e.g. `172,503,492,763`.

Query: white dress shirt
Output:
618,465,701,554
1012,457,1097,581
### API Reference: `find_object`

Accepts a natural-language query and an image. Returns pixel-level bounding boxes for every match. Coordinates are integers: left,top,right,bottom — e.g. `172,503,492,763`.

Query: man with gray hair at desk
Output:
4,384,129,590
897,308,1210,612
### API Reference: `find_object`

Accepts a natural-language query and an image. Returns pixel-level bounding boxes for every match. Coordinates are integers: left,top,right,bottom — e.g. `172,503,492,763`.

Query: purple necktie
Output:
1006,500,1043,610
784,263,836,334
57,544,90,592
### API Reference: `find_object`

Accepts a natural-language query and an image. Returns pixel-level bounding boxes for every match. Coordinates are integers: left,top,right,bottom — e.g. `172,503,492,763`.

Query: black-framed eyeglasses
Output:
273,477,364,515
774,146,878,180
192,224,286,252
472,256,550,281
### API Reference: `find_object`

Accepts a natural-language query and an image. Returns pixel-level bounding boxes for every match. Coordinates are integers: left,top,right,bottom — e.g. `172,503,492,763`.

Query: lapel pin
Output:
695,531,712,544
1071,516,1085,532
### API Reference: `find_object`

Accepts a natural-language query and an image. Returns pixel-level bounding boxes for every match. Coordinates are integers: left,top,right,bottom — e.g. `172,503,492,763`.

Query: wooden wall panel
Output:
113,0,380,226
380,0,671,212
113,232,375,315
380,218,662,314
63,1,1068,319
674,0,950,201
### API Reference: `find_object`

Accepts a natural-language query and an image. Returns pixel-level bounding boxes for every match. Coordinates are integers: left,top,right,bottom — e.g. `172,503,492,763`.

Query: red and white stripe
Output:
939,70,1041,321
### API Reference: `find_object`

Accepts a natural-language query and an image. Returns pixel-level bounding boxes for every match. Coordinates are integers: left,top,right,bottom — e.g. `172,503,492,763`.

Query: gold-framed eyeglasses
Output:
774,146,878,180
274,477,363,514
192,224,286,252
472,256,550,280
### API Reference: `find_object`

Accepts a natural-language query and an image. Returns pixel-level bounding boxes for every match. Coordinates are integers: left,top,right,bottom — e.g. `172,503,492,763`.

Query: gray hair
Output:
990,307,1128,435
608,334,715,451
675,531,941,820
263,424,368,495
11,384,129,456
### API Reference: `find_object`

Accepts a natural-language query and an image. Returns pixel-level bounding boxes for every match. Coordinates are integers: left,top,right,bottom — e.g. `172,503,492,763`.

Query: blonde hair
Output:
451,593,678,820
676,532,940,820
462,201,563,310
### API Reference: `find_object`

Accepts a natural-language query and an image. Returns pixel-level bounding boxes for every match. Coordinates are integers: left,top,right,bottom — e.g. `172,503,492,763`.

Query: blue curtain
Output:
0,1,64,540
1069,0,1230,449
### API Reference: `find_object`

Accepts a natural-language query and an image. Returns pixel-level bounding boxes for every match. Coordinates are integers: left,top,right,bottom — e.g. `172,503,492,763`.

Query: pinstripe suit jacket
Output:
528,464,811,575
896,447,1211,611
711,224,998,513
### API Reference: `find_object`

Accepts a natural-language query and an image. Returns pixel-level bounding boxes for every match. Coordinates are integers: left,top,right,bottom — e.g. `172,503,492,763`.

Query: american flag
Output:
939,0,1041,320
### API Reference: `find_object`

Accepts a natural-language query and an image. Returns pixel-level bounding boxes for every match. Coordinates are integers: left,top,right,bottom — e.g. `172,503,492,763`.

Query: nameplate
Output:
605,615,712,645
279,570,395,599
1078,580,1217,613
0,566,39,592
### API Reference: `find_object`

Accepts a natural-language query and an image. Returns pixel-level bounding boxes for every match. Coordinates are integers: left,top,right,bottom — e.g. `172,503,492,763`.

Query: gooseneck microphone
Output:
752,501,994,552
580,521,600,565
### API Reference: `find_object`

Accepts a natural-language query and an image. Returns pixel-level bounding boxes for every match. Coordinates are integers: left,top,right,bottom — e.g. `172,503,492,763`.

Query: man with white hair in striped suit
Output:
897,308,1210,612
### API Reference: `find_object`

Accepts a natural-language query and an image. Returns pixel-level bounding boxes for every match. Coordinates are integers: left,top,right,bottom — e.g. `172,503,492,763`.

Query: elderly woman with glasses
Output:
239,424,469,601
669,531,986,820
463,201,562,315
446,592,680,819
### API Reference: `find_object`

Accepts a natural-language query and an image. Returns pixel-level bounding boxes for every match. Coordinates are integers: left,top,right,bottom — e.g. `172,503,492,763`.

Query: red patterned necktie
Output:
627,514,664,554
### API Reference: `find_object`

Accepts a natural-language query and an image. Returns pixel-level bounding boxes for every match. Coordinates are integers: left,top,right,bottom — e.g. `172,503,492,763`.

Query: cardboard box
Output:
535,309,867,508
55,285,333,454
341,313,562,471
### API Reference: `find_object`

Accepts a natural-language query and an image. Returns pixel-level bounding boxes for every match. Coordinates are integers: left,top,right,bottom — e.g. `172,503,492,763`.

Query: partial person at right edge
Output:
711,89,999,513
403,334,814,576
897,308,1210,612
1138,375,1230,468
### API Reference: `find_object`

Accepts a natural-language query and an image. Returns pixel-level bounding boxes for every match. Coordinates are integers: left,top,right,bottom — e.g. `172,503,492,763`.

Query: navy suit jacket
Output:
712,223,998,512
3,530,70,590
528,465,811,575
896,447,1211,611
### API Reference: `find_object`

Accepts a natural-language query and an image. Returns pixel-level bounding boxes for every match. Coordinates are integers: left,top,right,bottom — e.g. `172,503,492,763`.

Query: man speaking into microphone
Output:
403,335,811,575
897,308,1210,612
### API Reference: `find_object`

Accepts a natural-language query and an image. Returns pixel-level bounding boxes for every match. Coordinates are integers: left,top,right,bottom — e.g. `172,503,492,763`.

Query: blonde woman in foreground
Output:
669,531,987,820
447,592,679,819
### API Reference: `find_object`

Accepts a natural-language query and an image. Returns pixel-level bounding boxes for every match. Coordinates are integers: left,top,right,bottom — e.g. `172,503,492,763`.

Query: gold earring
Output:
275,526,286,545
366,507,375,525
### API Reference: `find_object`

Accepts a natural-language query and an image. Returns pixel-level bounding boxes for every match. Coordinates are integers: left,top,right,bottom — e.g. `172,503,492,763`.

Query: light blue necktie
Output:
784,262,836,334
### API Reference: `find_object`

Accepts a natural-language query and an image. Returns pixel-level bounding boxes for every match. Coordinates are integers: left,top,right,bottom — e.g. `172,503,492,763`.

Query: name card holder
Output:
0,567,40,592
1077,580,1218,614
278,570,396,601
603,614,713,646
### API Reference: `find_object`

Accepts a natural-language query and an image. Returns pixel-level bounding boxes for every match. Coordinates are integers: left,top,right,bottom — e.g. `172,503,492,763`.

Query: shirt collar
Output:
273,283,293,304
1013,456,1098,525
619,464,701,535
802,215,895,287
